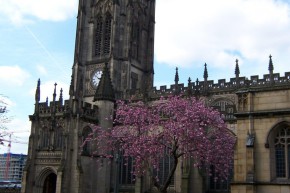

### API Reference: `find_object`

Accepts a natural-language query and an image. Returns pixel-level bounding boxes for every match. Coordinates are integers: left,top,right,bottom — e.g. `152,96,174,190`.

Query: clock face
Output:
91,70,102,88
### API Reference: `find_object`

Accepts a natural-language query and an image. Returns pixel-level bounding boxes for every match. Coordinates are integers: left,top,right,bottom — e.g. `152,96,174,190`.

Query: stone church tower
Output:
21,0,155,193
21,0,290,193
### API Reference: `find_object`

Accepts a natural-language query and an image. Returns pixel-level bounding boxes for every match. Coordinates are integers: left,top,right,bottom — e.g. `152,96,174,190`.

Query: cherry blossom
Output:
89,96,236,193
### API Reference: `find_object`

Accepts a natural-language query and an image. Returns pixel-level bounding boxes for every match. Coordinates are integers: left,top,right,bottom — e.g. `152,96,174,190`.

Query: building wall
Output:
0,154,27,182
232,88,290,193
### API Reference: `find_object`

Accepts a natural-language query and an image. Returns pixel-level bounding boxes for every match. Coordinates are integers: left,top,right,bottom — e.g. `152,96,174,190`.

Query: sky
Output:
0,0,290,154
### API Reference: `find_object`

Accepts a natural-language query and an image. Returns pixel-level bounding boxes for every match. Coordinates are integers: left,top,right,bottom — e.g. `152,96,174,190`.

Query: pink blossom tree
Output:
91,96,236,193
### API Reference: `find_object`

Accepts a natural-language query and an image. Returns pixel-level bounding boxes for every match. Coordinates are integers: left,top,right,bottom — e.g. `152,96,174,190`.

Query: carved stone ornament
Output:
56,117,65,128
104,0,113,13
40,119,50,129
207,94,236,106
94,0,113,15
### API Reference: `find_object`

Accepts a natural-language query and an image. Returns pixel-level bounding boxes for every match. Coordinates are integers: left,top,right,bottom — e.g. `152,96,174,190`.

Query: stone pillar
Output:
70,116,81,193
56,171,63,193
181,173,189,193
21,171,28,193
135,178,142,193
181,159,190,193
95,100,114,193
87,21,94,60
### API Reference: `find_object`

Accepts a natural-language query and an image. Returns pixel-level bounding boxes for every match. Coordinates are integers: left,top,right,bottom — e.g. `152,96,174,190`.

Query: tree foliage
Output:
90,96,236,193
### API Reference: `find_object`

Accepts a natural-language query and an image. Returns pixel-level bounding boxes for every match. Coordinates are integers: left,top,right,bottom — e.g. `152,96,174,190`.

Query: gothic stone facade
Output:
21,0,290,193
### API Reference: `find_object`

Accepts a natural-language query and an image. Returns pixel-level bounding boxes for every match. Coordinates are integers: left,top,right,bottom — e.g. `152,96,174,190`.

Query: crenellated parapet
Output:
127,56,290,101
37,100,70,116
148,71,290,98
125,71,290,102
124,56,290,125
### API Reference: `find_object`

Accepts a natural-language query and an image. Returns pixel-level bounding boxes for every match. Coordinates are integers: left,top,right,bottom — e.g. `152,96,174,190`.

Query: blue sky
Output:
1,0,290,154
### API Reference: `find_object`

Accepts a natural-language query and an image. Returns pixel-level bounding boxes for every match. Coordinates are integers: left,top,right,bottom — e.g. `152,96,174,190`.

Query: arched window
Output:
103,13,112,55
82,127,93,156
274,127,290,178
95,15,103,56
266,122,290,180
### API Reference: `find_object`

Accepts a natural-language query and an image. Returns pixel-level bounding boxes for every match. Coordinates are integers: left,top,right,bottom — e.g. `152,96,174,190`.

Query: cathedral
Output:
21,0,290,193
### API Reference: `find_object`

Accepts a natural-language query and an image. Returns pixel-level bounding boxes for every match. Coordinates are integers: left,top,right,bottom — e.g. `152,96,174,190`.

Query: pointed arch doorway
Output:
42,173,57,193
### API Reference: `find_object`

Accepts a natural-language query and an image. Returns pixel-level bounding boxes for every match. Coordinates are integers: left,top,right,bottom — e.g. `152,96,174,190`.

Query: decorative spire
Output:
59,88,63,105
235,59,240,87
268,54,274,72
34,79,41,114
235,59,240,77
268,55,274,84
69,74,74,96
203,63,209,94
203,63,208,80
187,77,193,96
93,63,115,102
195,78,200,97
53,83,57,102
46,97,48,105
174,67,180,95
35,79,40,102
51,83,57,131
174,67,179,84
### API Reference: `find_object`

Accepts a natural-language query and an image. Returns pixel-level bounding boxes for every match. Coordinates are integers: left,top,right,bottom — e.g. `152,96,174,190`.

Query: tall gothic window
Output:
54,127,63,149
274,127,290,178
94,13,112,57
103,13,112,55
119,155,135,185
82,127,93,156
95,15,103,56
40,127,49,149
131,22,140,59
208,165,232,193
131,72,138,90
155,147,175,186
135,24,140,59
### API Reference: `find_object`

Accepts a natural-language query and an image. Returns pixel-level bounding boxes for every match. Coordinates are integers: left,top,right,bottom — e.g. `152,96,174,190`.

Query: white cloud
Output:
0,0,78,25
29,80,70,103
36,65,48,75
155,0,290,73
0,65,30,86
